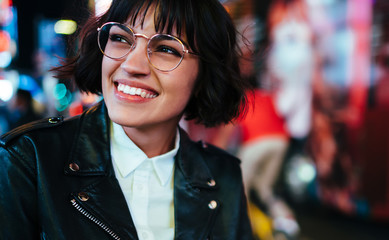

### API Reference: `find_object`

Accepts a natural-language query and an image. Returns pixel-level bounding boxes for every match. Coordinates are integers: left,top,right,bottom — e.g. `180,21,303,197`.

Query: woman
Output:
0,0,253,239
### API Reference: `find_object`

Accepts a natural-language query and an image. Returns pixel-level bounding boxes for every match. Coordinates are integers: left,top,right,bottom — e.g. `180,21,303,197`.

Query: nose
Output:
120,37,151,76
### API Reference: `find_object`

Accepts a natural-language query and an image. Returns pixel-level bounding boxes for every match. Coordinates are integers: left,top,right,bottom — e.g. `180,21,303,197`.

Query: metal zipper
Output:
70,199,121,240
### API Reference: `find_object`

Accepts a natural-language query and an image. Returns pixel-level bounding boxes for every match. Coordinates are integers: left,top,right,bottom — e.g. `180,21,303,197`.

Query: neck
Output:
121,123,178,158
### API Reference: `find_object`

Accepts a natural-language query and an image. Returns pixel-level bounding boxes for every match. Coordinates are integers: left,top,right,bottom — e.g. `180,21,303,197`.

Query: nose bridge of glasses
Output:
134,33,150,41
120,32,154,70
131,33,151,53
129,33,153,58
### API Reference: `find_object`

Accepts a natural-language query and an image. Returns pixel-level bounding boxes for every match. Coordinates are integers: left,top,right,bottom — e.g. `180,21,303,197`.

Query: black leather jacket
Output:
0,102,253,240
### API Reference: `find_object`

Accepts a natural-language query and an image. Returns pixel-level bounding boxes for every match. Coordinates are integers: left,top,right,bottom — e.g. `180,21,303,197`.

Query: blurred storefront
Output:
222,0,389,225
0,0,92,133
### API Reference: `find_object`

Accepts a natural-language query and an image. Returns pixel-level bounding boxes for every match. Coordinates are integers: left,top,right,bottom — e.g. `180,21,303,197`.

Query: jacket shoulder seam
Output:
0,116,65,147
197,141,241,164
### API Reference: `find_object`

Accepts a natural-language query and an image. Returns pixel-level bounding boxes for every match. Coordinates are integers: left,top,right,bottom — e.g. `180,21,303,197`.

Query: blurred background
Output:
1,0,389,239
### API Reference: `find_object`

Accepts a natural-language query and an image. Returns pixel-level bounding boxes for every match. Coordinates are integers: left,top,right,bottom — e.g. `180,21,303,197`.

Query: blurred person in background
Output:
267,0,315,160
210,84,295,240
0,0,254,239
235,87,298,239
0,102,10,134
7,88,43,130
68,91,102,117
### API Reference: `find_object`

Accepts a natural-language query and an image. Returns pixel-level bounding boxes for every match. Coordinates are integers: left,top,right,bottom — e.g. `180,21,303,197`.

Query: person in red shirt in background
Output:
212,86,299,239
239,89,289,211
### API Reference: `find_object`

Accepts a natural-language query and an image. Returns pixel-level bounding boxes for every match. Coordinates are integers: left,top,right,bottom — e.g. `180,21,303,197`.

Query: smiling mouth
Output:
117,83,158,99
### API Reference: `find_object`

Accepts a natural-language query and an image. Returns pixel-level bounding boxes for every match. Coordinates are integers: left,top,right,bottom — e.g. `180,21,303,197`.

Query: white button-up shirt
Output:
110,121,178,240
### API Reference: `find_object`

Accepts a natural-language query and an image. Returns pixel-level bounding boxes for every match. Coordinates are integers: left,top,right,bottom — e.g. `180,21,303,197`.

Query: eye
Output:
109,34,132,45
154,45,182,57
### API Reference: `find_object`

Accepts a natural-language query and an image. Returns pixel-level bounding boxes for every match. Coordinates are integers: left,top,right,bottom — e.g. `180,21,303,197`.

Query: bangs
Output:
104,0,197,51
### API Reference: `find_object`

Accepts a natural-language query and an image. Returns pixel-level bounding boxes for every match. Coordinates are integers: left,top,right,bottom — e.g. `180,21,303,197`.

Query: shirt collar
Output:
110,121,179,186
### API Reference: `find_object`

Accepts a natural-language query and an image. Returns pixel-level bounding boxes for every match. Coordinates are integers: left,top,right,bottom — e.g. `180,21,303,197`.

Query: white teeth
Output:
124,85,130,94
118,84,125,91
117,83,157,99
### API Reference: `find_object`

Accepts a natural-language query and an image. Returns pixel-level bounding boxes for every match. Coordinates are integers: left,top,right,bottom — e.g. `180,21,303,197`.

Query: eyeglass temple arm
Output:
185,50,199,56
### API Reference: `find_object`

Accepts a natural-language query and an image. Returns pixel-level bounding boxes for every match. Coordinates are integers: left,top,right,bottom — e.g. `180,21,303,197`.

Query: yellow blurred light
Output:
54,20,77,35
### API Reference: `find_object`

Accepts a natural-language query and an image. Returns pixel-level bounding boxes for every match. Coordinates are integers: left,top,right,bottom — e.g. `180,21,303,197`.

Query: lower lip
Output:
114,86,156,103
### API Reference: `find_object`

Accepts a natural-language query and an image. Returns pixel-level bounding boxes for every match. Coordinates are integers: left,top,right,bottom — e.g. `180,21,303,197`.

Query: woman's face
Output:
101,9,199,134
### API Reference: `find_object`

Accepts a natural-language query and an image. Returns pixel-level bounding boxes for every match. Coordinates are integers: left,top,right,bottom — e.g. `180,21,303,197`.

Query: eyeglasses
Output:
97,22,198,72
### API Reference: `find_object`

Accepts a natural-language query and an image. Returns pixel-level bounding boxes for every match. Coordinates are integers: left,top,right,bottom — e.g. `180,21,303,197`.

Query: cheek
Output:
101,58,119,91
171,67,199,111
101,62,108,95
101,57,111,80
178,59,199,89
173,66,198,98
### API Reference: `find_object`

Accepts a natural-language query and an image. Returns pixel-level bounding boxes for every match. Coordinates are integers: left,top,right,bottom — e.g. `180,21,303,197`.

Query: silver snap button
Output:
48,117,60,124
207,179,216,187
208,200,217,210
78,192,89,201
69,163,80,172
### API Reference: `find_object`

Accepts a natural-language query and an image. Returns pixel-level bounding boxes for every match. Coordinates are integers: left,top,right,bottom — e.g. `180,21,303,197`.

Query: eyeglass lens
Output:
98,23,185,71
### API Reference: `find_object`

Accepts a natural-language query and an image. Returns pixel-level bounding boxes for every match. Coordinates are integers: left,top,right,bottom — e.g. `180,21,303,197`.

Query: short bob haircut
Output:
55,0,250,127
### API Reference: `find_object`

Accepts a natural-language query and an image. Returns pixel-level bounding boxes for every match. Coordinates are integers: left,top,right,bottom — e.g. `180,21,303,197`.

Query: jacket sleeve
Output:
0,141,39,239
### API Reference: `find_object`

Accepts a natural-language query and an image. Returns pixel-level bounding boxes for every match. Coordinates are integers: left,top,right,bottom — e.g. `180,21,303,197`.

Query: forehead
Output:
124,4,182,38
121,1,183,36
124,5,154,29
105,0,195,49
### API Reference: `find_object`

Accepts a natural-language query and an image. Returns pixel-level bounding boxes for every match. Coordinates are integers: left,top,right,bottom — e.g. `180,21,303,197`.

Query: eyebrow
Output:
122,22,191,49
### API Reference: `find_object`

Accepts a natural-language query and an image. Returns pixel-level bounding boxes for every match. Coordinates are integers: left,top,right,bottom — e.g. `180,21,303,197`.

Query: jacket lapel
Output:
64,103,111,176
69,176,139,239
174,130,220,240
63,102,221,239
64,102,139,240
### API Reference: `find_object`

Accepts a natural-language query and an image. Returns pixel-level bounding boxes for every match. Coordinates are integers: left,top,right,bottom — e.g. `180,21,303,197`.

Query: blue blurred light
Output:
18,74,41,95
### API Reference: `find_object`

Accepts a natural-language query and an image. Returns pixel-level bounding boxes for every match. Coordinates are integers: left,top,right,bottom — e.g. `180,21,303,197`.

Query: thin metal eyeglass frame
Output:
97,22,198,72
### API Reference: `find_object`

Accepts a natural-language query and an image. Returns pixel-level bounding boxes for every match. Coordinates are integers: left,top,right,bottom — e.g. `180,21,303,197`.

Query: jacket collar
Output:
176,129,216,189
64,101,217,189
64,101,219,239
64,101,112,176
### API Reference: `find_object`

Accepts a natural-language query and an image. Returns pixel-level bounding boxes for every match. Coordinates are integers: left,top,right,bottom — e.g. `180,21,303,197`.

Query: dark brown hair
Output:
54,0,250,127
